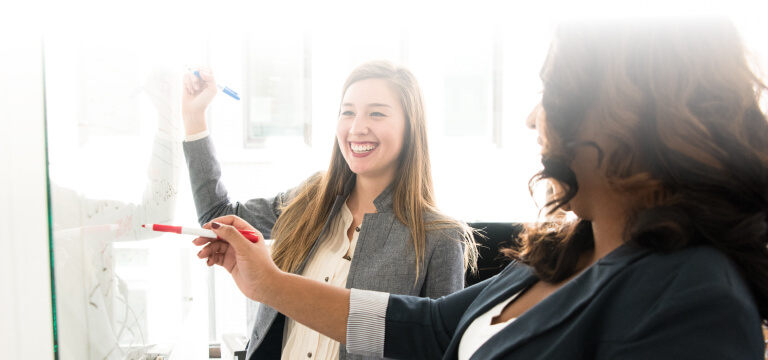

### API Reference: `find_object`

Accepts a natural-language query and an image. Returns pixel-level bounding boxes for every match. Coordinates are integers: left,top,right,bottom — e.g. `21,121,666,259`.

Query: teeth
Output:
351,143,377,153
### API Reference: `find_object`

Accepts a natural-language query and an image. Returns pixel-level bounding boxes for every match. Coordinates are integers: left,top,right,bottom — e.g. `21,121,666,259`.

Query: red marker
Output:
142,224,259,243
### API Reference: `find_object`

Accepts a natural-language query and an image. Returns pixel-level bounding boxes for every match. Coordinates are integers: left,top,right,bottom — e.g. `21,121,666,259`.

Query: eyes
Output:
340,110,387,118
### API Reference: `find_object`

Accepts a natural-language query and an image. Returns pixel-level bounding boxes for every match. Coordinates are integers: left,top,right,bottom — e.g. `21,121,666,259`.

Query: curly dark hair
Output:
503,17,768,322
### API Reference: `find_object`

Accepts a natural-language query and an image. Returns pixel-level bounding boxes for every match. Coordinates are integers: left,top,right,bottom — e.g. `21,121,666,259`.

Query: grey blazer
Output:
183,137,466,360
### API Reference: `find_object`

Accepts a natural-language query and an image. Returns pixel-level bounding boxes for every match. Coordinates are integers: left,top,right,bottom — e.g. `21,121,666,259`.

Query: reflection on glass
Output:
45,33,206,359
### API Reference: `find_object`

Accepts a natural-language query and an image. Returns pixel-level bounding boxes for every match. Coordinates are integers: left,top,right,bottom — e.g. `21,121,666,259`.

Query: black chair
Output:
465,222,525,287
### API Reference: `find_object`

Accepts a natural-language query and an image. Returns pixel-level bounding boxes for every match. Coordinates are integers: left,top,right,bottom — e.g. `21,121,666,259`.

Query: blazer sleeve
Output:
182,136,293,239
420,227,467,299
596,273,764,359
382,276,494,360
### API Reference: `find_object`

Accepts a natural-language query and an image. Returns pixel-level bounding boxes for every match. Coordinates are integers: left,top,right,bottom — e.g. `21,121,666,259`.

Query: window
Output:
408,25,501,143
244,29,311,147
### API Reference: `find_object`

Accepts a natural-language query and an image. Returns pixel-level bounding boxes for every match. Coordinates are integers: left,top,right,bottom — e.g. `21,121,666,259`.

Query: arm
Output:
181,69,289,236
377,278,491,359
597,283,764,359
182,137,286,236
195,215,492,358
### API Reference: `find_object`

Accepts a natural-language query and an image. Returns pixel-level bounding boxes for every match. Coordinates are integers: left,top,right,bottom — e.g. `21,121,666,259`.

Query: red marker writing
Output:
142,224,259,243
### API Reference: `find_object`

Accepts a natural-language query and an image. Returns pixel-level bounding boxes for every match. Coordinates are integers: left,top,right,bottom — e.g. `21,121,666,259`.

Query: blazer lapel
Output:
465,244,651,359
439,264,538,357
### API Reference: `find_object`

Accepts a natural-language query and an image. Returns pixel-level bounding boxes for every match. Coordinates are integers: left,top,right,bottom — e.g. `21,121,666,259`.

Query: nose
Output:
349,116,369,135
526,104,542,130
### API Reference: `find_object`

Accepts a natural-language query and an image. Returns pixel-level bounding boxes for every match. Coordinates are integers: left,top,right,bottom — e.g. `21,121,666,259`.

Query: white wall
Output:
0,37,55,359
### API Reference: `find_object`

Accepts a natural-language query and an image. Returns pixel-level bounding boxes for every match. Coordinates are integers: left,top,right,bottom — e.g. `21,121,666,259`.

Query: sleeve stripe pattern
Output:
346,288,390,357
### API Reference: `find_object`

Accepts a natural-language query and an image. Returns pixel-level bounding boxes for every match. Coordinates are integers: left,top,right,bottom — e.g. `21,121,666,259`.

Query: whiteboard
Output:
44,33,208,360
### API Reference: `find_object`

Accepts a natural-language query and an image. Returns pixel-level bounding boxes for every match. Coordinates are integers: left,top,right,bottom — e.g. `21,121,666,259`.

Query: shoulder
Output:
283,171,325,202
423,211,467,239
615,245,756,313
596,245,763,356
423,218,467,258
294,171,325,193
635,245,745,287
422,211,475,258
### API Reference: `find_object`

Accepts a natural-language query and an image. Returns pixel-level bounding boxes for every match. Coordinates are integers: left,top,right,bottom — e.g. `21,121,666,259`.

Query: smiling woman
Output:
336,78,406,181
181,60,477,360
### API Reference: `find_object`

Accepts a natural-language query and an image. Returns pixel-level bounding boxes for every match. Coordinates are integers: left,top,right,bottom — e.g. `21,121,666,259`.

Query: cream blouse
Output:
281,202,359,360
457,290,523,360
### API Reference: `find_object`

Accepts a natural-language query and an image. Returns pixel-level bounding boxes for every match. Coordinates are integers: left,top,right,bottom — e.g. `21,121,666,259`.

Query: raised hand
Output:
181,67,217,135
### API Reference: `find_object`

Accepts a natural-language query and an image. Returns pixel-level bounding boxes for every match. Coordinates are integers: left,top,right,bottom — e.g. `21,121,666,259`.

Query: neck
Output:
586,202,629,264
348,174,392,213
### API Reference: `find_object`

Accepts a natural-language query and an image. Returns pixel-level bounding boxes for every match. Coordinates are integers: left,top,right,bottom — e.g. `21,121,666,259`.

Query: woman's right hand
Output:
196,216,353,344
193,215,282,303
182,68,218,135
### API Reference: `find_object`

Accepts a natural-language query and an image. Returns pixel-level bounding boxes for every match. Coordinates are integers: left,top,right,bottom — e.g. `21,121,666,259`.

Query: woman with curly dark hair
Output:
193,17,768,359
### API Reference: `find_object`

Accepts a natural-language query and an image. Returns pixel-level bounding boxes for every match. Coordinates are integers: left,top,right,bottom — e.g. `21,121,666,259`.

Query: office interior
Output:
2,1,767,359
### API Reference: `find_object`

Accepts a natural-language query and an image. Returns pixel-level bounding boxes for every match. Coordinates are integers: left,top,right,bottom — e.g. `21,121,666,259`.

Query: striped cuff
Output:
346,288,390,357
184,129,209,142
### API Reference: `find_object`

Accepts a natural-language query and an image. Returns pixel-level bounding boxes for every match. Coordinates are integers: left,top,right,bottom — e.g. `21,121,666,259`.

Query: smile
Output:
350,142,378,155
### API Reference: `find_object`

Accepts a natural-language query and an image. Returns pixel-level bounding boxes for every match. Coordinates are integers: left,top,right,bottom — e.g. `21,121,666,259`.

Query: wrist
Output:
255,267,287,306
182,112,208,135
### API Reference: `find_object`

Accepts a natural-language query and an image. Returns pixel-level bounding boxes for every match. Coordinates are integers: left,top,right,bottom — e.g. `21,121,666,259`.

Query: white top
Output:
282,202,359,360
457,291,523,360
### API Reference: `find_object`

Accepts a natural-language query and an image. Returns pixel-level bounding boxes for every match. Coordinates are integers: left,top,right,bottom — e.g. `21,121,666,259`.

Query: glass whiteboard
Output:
44,32,208,360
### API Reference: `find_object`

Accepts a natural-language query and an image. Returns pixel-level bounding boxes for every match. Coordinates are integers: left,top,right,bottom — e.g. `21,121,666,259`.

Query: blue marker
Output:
188,68,240,101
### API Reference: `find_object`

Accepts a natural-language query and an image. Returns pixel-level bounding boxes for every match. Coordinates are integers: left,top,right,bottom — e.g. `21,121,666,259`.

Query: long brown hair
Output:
271,60,477,276
505,18,768,321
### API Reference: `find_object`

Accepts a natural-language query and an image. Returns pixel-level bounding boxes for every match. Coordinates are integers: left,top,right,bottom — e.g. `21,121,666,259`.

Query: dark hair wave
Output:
504,17,768,322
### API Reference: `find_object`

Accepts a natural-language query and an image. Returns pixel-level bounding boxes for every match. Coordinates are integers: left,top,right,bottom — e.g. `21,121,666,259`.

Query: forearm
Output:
262,272,351,343
183,137,232,224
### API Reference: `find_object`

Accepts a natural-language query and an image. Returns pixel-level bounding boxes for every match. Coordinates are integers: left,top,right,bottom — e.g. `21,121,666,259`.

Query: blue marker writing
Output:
188,68,240,101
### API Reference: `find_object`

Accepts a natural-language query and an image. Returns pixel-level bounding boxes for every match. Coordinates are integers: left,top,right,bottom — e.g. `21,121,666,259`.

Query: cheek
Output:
391,124,407,156
397,117,408,144
336,121,348,141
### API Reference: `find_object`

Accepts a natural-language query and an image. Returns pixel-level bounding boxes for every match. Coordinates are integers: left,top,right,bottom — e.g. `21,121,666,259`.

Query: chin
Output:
569,207,592,222
348,166,369,176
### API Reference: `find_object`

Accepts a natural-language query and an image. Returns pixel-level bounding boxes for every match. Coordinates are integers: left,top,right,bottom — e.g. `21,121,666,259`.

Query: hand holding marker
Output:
143,224,259,243
188,67,240,100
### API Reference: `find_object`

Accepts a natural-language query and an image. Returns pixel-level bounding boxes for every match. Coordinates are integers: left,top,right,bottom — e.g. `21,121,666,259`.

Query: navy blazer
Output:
382,244,764,359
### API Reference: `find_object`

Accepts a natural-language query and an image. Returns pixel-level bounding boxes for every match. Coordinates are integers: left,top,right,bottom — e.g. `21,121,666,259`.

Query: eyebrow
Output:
341,103,392,108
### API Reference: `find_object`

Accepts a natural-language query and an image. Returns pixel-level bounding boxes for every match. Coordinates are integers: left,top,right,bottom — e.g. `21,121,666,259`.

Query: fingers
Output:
182,72,203,93
197,68,215,84
209,221,251,252
188,67,215,89
197,240,230,258
207,253,224,267
211,221,263,255
183,67,214,94
197,241,229,268
204,215,257,231
191,73,200,91
191,236,212,246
